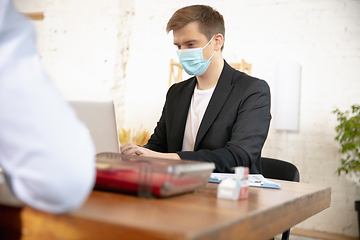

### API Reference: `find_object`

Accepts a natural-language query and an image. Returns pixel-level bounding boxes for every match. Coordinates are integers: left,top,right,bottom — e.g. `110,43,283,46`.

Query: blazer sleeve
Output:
177,79,271,173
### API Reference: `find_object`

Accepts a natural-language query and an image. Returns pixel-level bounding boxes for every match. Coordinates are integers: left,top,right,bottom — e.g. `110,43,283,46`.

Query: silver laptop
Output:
69,101,120,154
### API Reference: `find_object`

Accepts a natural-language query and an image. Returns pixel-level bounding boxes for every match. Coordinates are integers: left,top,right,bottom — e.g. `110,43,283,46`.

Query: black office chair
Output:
261,157,300,240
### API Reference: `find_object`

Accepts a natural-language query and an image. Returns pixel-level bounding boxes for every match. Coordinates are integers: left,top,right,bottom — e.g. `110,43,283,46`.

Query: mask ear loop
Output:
202,35,217,61
207,50,217,61
202,35,216,50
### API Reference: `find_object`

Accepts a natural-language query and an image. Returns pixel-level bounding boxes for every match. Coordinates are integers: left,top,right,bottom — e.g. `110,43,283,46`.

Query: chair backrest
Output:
229,59,252,75
168,59,184,88
261,157,300,182
168,59,252,88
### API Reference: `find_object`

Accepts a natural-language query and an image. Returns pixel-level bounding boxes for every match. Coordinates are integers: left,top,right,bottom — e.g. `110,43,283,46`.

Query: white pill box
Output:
217,167,249,200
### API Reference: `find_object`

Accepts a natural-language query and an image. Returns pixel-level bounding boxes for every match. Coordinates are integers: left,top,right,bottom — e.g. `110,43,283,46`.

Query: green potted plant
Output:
333,104,360,238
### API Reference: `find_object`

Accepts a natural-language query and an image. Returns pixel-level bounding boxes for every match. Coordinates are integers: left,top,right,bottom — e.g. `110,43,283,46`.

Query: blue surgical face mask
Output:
177,35,216,76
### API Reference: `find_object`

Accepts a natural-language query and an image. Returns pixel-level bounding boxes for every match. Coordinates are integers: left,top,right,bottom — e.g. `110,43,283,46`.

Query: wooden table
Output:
0,179,331,240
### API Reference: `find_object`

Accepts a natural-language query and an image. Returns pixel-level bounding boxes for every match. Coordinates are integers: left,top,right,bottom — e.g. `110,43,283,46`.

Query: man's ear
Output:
214,33,224,51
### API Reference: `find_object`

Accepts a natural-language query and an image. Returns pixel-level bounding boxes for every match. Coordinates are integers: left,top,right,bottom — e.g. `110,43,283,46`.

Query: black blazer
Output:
144,61,271,173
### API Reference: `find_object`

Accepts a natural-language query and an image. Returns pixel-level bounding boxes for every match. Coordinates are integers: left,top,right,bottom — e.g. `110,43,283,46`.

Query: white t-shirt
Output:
182,85,215,151
0,0,95,214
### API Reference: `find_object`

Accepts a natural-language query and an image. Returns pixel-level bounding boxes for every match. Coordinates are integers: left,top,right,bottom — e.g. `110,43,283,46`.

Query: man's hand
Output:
120,144,181,160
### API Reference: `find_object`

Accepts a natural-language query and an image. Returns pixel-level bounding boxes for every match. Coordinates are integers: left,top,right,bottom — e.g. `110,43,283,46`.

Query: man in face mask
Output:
121,5,271,174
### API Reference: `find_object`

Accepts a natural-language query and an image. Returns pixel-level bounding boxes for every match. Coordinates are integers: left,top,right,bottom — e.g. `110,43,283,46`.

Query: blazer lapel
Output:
194,61,234,150
169,78,196,152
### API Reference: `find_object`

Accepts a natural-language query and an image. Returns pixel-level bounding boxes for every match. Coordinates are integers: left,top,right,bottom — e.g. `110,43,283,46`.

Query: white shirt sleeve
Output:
0,0,96,214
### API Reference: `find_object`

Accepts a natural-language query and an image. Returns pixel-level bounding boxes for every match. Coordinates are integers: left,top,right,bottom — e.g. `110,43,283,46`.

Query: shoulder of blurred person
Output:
0,0,96,214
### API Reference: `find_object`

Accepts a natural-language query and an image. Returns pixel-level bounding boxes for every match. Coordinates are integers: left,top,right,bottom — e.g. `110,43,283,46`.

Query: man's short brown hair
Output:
166,5,225,50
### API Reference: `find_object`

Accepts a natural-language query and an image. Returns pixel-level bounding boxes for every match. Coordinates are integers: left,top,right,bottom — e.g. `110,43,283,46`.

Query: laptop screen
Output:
68,101,120,154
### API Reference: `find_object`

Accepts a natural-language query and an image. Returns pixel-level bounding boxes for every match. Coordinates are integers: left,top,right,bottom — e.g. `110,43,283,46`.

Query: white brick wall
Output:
14,0,134,127
14,0,360,237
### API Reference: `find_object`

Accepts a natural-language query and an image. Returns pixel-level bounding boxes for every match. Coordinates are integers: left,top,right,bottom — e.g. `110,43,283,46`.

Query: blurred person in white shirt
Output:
0,0,96,214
